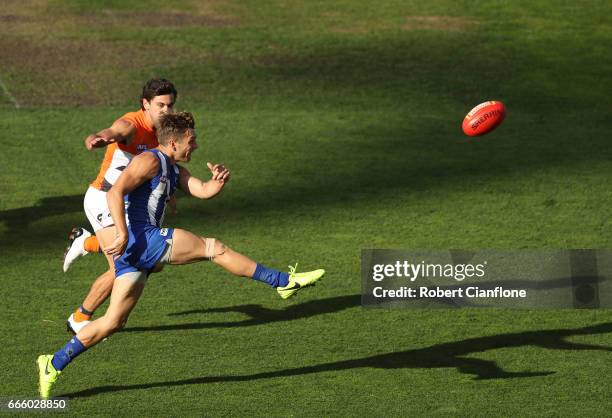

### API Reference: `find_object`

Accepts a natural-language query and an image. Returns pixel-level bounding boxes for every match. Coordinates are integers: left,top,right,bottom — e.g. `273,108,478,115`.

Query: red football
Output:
462,101,506,137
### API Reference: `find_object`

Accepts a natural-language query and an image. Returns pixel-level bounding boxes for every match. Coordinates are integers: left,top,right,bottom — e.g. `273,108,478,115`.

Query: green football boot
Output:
37,355,61,399
277,264,325,299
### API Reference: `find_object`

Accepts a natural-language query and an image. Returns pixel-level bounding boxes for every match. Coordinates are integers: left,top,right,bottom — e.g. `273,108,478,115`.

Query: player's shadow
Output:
123,294,362,332
0,194,84,252
62,322,612,398
0,194,83,232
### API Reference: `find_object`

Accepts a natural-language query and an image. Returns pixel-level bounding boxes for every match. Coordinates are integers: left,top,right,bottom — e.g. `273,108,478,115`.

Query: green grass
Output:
1,0,612,416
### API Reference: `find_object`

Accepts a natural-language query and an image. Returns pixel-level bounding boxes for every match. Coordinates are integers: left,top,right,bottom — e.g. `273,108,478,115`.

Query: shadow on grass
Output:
0,194,83,233
126,266,605,334
124,294,361,332
62,322,612,398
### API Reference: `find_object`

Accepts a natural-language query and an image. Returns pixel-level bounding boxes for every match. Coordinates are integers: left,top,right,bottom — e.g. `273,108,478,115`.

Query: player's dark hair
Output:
157,112,195,145
140,78,177,110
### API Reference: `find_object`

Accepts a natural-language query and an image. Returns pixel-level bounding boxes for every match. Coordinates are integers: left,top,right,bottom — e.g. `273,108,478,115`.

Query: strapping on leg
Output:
204,238,218,260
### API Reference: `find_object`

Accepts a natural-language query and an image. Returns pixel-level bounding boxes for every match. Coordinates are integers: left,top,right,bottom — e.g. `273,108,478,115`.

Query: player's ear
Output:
142,98,150,110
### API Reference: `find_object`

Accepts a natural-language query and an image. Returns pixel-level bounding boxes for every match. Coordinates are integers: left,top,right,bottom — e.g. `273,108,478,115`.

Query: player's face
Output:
143,94,175,128
175,129,198,162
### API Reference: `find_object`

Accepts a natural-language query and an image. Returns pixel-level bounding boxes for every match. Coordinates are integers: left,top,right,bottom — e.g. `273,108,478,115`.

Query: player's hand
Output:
207,162,231,184
85,134,116,150
104,232,128,257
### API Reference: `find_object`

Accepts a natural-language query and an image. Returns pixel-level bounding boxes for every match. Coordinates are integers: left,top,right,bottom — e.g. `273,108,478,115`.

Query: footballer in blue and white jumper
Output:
37,111,325,399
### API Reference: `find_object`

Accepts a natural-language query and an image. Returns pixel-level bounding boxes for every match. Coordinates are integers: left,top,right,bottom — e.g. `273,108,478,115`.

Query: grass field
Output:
1,0,612,416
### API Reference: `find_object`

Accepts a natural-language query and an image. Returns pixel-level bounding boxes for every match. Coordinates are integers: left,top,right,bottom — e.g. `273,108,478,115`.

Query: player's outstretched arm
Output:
178,163,230,200
84,118,137,150
105,153,159,255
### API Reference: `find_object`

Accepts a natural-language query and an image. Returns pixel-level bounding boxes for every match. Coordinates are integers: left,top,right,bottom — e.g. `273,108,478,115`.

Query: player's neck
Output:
156,145,176,165
142,110,155,131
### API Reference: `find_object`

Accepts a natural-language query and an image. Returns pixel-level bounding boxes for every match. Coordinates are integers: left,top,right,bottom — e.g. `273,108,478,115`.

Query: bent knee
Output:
102,316,128,334
111,318,128,333
214,240,227,256
200,237,227,260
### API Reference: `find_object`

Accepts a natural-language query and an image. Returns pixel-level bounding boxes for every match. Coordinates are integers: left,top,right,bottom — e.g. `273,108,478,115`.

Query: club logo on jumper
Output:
159,175,167,183
160,228,169,236
137,144,148,151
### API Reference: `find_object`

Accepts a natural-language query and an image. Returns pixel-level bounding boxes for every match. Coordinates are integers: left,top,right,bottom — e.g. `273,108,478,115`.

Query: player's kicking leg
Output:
38,271,147,398
168,228,324,299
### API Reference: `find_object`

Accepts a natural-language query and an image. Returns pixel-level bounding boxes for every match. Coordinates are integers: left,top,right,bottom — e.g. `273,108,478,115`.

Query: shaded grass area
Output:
1,1,610,111
1,0,612,416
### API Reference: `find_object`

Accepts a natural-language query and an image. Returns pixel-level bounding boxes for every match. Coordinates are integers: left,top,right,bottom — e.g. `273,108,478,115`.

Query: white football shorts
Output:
84,186,114,232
